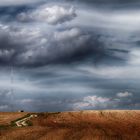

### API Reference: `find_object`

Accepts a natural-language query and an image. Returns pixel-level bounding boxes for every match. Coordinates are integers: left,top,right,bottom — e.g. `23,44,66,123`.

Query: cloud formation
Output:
0,0,140,111
117,91,133,98
18,5,77,25
73,91,134,110
73,95,110,110
0,22,106,67
54,28,82,41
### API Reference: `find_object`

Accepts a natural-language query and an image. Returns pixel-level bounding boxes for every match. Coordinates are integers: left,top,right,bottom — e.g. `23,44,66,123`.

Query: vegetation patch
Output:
38,112,61,117
26,120,33,126
0,125,9,130
10,114,31,126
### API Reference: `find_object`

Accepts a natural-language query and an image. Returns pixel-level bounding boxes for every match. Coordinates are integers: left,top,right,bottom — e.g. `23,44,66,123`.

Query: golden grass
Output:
0,110,140,140
0,112,28,125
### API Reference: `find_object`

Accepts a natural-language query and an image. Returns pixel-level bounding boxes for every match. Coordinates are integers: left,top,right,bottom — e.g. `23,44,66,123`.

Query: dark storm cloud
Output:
0,1,135,67
0,23,128,67
0,0,139,111
0,6,34,22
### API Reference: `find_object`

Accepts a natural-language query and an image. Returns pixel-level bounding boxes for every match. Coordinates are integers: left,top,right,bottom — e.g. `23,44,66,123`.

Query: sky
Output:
0,0,140,112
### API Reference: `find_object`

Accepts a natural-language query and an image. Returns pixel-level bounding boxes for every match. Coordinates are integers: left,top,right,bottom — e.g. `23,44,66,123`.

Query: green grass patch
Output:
0,125,9,130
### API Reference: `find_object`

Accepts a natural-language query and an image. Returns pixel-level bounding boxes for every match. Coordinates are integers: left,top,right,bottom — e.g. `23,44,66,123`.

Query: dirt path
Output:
15,114,37,127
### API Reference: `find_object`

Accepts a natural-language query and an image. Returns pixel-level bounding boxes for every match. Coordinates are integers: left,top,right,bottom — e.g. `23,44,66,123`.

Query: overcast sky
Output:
0,0,140,112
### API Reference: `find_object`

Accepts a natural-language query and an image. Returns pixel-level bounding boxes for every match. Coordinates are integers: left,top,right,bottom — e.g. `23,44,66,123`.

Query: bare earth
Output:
0,110,140,140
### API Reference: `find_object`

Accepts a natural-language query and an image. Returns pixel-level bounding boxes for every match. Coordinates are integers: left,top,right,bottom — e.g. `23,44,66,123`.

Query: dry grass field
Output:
0,112,28,125
0,110,140,140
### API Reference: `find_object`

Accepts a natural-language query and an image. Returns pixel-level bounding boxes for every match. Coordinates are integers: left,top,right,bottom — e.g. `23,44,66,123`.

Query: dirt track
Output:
15,114,37,127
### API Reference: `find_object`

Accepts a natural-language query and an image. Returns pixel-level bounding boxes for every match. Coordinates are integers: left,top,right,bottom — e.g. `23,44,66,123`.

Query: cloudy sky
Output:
0,0,140,112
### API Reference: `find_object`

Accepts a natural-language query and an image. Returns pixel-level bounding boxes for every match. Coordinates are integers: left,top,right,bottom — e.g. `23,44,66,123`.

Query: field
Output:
0,112,28,125
0,110,140,140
